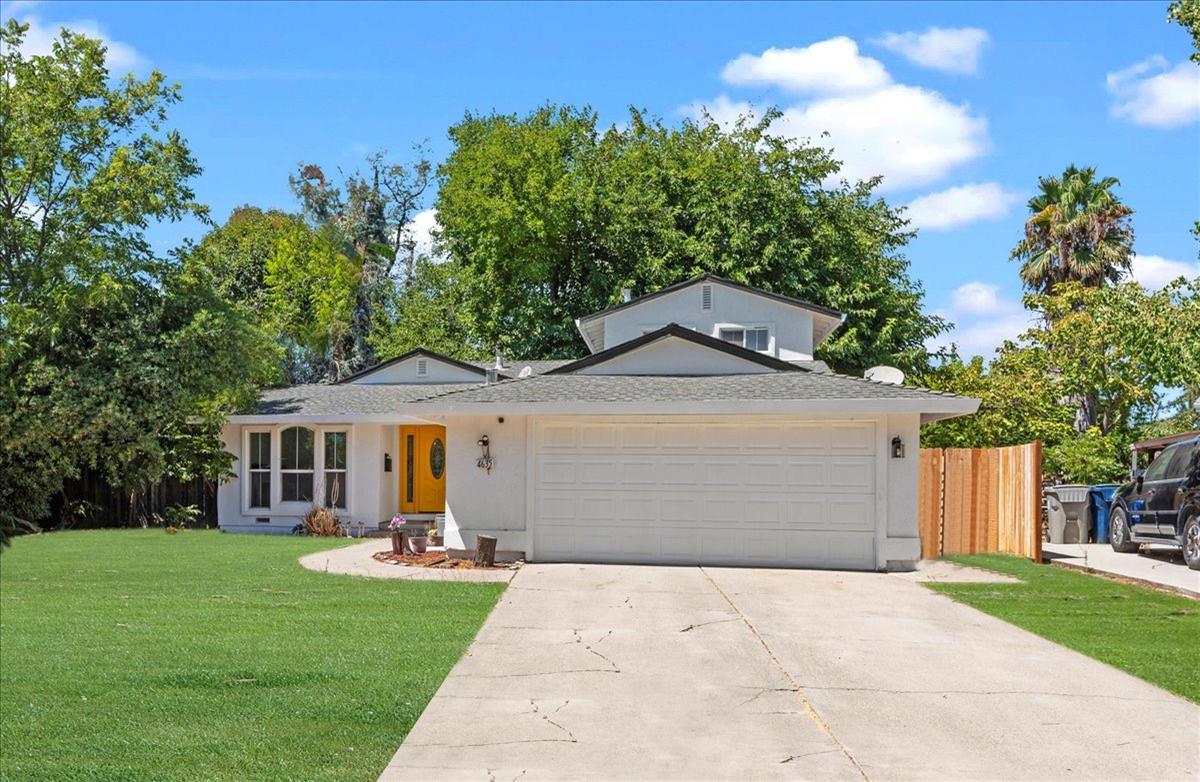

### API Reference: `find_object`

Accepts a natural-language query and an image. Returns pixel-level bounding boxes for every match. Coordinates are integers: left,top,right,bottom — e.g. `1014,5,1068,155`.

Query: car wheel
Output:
1183,517,1200,571
1109,508,1139,553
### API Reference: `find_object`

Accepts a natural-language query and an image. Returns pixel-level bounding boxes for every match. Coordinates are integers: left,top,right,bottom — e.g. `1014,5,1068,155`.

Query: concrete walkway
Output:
1044,541,1200,597
381,563,1199,781
298,540,515,583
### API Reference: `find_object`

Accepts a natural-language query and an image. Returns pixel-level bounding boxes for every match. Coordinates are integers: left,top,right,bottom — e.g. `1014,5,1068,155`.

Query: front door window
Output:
430,438,445,480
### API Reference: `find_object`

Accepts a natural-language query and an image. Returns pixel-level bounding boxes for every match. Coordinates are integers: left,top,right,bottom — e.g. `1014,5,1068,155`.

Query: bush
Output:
301,504,341,537
1044,427,1127,484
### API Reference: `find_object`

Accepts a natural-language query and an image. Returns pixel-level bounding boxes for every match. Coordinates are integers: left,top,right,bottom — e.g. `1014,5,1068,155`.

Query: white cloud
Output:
904,182,1020,231
1129,253,1200,289
404,208,442,262
927,281,1033,358
951,281,1004,316
1106,56,1200,128
873,27,990,75
721,37,891,94
4,9,145,73
694,38,991,192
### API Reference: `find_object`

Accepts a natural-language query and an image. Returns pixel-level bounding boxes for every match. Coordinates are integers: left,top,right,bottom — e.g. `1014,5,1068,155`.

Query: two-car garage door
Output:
531,417,880,570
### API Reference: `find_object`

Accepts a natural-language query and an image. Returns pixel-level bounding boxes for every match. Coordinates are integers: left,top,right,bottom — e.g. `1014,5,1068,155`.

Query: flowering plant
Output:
388,514,407,532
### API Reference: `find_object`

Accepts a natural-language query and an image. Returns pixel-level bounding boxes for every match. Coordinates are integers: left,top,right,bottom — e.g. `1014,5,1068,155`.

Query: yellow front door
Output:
398,425,446,514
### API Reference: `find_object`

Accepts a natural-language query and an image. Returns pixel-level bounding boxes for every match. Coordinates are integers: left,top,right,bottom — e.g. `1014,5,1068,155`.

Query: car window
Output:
1165,443,1199,479
1143,445,1179,482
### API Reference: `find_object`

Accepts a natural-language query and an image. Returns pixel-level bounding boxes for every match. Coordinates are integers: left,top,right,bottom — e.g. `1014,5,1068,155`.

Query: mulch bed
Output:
372,550,517,570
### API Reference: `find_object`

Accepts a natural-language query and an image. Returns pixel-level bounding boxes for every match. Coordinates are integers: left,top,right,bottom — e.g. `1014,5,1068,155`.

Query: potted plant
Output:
429,523,444,547
408,524,429,554
388,514,407,554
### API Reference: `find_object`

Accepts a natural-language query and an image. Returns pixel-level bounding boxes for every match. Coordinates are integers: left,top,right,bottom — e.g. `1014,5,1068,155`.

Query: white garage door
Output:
532,417,880,570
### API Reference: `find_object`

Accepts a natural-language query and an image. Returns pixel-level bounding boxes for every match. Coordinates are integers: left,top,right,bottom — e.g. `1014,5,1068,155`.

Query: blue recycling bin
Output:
1089,484,1120,543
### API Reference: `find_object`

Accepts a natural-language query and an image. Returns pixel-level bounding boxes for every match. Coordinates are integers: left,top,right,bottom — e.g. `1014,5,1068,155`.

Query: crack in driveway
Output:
700,566,871,781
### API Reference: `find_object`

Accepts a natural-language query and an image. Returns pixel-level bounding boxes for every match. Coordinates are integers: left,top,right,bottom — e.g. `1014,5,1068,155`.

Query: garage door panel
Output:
533,418,879,570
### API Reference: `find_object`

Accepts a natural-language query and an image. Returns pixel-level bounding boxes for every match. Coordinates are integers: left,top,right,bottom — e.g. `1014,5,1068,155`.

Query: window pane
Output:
430,438,446,479
406,434,414,502
281,427,296,469
250,471,270,508
324,432,347,470
324,472,346,508
750,329,769,351
282,473,314,503
298,428,314,469
250,433,270,470
719,329,744,345
1144,447,1176,481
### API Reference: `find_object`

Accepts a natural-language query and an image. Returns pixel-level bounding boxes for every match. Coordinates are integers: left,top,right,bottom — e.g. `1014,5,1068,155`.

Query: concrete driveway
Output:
382,564,1199,781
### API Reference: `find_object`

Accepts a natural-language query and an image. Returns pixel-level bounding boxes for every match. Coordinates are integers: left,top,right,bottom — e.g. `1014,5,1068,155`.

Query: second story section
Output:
574,274,845,361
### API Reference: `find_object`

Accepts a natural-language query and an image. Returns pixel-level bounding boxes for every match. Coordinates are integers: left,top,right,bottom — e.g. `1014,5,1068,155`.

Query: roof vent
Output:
621,287,633,303
701,284,713,311
494,351,504,370
864,365,905,385
416,358,428,377
485,367,499,385
518,366,533,378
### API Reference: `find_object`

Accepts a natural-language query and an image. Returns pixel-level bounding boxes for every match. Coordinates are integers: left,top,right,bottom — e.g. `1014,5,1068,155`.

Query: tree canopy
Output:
0,20,277,539
434,105,945,373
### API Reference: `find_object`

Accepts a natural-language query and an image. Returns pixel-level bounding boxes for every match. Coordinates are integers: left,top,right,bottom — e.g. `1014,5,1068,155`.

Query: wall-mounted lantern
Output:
477,434,494,474
891,436,905,459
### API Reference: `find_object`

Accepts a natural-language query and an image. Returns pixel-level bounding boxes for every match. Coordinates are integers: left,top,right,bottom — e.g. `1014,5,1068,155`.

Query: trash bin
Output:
1089,484,1120,544
1046,485,1091,543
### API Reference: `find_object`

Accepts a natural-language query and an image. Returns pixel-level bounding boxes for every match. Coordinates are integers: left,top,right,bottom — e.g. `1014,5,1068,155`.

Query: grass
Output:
0,530,506,782
927,554,1199,703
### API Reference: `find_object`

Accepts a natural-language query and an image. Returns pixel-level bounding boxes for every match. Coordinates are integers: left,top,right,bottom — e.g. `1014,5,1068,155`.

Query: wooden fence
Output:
918,442,1043,561
47,469,218,530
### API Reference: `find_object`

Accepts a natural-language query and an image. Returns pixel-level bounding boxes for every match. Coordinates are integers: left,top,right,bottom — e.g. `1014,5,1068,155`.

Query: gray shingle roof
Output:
254,383,465,415
418,372,962,405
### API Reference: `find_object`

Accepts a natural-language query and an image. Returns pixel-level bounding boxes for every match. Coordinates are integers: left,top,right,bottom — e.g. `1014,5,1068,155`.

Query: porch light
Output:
891,436,905,459
477,435,494,474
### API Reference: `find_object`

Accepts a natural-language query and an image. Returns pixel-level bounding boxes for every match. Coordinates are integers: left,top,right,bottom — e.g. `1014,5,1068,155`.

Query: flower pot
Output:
409,536,428,554
390,531,403,554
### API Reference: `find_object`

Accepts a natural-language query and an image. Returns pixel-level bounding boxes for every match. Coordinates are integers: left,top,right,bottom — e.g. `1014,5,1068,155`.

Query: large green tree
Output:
435,105,944,372
0,21,276,541
1011,165,1134,294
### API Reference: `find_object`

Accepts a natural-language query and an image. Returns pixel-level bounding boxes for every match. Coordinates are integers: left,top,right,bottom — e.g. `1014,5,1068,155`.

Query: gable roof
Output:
336,348,496,385
576,274,845,326
547,323,803,375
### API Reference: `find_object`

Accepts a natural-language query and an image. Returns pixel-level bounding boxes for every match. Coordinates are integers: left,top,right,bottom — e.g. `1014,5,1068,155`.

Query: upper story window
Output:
280,426,315,503
719,327,769,352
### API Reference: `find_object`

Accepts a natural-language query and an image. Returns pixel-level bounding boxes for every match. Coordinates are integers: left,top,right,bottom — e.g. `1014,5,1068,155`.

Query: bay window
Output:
243,426,351,513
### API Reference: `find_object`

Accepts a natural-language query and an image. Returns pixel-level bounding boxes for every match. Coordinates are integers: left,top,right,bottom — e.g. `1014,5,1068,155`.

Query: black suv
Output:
1109,435,1200,570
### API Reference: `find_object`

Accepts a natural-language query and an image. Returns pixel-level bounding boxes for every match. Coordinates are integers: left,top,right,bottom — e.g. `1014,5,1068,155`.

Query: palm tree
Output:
1011,165,1134,293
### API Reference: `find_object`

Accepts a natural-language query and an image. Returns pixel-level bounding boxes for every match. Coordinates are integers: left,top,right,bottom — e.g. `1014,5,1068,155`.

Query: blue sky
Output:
7,0,1199,357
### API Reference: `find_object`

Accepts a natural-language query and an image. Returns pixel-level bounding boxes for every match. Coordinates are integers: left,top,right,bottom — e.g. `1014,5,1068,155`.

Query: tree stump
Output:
390,531,403,555
474,534,497,568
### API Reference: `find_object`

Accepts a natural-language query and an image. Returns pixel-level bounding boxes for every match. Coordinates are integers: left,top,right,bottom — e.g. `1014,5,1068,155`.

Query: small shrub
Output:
302,504,341,537
154,504,202,530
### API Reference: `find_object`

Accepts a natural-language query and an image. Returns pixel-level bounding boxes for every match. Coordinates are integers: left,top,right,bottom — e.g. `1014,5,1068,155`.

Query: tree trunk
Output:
474,534,497,568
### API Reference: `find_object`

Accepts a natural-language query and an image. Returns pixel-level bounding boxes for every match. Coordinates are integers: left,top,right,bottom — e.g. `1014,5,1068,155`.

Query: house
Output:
219,274,978,570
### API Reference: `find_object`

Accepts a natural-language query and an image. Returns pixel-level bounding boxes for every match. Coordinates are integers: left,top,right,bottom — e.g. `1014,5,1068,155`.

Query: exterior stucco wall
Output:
442,414,529,552
880,413,922,568
350,356,481,384
575,338,774,376
600,283,815,360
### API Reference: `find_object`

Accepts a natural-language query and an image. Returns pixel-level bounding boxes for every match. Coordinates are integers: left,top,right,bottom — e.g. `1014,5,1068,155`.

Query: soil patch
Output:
372,550,518,570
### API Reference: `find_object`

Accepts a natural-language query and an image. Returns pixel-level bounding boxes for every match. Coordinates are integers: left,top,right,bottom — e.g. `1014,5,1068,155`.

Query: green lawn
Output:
928,554,1199,703
0,530,505,782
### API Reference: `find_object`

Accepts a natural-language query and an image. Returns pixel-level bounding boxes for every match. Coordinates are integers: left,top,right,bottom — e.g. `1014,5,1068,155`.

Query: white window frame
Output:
240,425,353,517
716,323,773,354
322,430,349,510
279,425,318,505
245,427,272,510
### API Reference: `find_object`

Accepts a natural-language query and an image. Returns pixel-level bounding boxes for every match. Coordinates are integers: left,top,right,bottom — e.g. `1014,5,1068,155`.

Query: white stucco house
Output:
219,275,978,571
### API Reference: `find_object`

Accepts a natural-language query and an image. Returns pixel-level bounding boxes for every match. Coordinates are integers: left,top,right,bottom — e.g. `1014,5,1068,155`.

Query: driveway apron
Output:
381,564,1199,781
